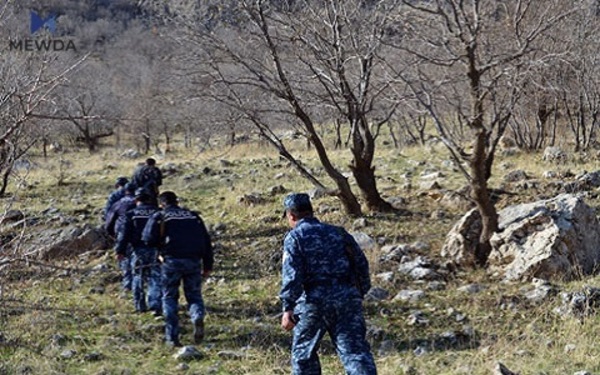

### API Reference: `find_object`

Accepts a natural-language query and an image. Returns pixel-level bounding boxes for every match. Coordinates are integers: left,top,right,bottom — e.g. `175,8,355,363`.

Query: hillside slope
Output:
2,141,600,374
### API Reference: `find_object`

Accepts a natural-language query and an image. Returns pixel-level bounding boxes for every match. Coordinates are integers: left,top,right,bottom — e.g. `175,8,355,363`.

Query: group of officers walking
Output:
103,158,213,348
102,158,378,374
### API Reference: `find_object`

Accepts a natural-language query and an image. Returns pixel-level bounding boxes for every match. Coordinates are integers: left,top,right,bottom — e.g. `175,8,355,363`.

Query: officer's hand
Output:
116,253,125,262
281,311,296,331
202,269,212,279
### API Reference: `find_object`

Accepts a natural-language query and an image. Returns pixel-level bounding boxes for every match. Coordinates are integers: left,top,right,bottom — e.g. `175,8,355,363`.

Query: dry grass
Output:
3,137,600,374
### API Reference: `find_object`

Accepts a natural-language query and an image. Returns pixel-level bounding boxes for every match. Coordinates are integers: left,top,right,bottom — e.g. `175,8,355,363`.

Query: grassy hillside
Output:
2,139,600,374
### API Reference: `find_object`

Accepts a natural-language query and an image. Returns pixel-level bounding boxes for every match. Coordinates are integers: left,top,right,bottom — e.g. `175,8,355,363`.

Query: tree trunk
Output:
335,177,363,216
550,101,558,147
83,126,96,153
86,136,96,153
115,122,121,149
471,129,499,266
184,125,192,148
334,119,342,149
465,45,499,266
349,119,395,212
388,122,399,148
0,166,10,197
143,120,151,154
42,138,48,159
304,127,362,216
350,158,394,212
164,124,171,153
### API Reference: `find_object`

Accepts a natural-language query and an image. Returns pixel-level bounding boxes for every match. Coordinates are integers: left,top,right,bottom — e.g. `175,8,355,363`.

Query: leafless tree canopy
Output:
1,0,600,261
396,0,583,264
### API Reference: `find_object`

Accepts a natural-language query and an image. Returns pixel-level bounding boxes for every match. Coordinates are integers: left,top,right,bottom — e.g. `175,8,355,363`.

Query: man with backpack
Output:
142,191,214,348
132,158,163,206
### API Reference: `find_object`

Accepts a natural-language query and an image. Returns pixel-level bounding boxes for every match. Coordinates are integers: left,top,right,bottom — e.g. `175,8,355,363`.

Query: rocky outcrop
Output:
442,194,600,281
33,225,110,260
440,208,481,267
542,146,567,162
489,194,600,280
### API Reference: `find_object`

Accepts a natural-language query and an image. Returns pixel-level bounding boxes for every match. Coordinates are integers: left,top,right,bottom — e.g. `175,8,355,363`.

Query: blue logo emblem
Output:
30,11,56,35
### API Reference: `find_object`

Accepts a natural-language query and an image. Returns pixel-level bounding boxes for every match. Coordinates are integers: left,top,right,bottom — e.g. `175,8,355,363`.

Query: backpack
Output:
135,166,160,193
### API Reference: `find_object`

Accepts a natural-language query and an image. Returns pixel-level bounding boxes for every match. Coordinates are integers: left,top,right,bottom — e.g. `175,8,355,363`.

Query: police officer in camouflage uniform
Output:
142,191,214,347
280,193,377,375
102,177,129,221
105,183,137,292
115,188,162,315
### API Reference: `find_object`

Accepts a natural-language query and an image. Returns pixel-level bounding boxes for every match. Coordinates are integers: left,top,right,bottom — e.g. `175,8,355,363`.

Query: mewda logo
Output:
30,11,57,34
8,10,77,52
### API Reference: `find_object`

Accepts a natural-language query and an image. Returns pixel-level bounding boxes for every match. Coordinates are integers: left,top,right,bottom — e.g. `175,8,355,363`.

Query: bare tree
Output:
106,23,177,154
397,0,576,265
552,2,600,151
0,57,87,194
0,0,87,195
506,1,600,152
53,63,118,153
278,0,402,212
507,87,558,151
163,0,406,215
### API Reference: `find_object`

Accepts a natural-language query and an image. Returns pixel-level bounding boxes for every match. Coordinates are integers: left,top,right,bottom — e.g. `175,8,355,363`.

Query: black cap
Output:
134,187,149,199
159,191,178,206
115,177,129,186
124,183,136,194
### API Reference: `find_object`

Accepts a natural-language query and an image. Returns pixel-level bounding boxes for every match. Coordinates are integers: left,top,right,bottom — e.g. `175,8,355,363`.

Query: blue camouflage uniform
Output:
142,202,214,345
106,188,136,291
103,189,125,221
116,201,161,314
102,177,128,221
280,193,377,375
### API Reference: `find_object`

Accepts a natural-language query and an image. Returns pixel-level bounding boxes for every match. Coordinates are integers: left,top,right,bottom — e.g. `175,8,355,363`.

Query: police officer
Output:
280,193,377,375
142,191,213,347
115,188,162,315
102,177,129,221
105,183,137,292
132,158,163,206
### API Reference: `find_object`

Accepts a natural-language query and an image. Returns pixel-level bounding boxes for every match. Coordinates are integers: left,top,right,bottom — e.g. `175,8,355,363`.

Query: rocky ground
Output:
3,142,600,374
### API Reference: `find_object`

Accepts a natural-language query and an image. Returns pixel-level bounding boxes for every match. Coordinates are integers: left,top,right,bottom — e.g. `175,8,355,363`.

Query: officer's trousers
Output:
119,245,134,291
131,247,162,313
161,258,204,343
292,298,377,375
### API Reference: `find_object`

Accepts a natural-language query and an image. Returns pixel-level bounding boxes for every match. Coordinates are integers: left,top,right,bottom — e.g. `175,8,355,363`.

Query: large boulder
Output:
542,146,567,162
440,208,481,267
34,225,110,260
350,232,377,252
489,194,600,280
442,194,600,281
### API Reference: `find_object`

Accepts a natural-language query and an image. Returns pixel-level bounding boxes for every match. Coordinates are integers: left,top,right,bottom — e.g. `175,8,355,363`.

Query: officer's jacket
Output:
132,165,163,191
142,205,214,270
105,195,135,237
280,217,371,312
103,188,125,220
115,203,160,255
